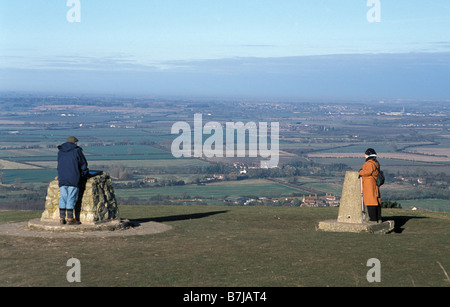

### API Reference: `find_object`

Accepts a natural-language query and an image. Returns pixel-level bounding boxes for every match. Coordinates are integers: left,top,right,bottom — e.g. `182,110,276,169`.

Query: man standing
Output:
57,136,89,225
359,148,381,223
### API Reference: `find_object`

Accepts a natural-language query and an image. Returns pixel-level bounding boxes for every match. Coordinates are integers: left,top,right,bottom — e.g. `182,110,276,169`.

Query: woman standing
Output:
359,148,382,223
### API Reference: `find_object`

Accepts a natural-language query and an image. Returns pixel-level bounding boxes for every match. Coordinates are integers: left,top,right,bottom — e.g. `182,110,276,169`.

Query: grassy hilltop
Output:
1,205,449,287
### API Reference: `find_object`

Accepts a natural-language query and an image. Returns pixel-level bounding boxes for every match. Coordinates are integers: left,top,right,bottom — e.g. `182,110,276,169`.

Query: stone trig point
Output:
317,171,394,234
29,172,129,231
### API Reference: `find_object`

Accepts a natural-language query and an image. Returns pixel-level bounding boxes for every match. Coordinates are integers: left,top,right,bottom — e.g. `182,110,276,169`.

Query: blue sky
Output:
1,0,450,100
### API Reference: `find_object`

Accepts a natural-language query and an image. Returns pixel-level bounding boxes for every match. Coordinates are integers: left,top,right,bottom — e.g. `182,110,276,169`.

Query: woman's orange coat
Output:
359,159,380,206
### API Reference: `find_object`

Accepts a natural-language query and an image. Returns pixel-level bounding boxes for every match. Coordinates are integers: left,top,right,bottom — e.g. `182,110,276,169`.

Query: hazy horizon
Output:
1,1,450,101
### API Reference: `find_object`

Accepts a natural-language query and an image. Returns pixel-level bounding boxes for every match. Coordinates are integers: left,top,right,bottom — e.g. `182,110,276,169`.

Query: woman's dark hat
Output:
365,148,377,156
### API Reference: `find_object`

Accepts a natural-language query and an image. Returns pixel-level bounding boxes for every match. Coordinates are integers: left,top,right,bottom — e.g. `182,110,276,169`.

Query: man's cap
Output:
67,136,79,143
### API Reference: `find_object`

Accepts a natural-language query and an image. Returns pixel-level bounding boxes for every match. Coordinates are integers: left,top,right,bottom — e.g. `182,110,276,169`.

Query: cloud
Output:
239,44,277,48
431,41,450,49
0,54,164,72
1,52,449,100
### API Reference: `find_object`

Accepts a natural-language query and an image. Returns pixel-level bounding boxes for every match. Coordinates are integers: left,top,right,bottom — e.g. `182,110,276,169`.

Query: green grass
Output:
5,144,175,162
115,179,302,200
83,145,169,156
1,205,449,287
0,169,57,184
31,158,210,169
397,199,449,212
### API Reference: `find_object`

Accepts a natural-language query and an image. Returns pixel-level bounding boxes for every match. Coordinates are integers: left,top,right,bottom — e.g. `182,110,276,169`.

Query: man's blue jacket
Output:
57,142,89,187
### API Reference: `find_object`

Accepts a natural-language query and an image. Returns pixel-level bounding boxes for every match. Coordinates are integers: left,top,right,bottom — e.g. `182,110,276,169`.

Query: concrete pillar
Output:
337,171,363,223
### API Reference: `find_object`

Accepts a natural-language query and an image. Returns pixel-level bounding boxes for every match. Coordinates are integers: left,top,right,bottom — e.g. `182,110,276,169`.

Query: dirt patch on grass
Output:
0,219,172,238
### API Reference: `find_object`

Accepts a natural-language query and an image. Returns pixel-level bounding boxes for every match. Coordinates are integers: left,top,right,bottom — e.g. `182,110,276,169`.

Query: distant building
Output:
213,174,224,180
225,196,249,205
300,193,340,207
143,177,157,183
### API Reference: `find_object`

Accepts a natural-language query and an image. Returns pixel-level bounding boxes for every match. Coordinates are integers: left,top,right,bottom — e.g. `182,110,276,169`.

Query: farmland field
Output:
32,158,209,170
397,199,450,212
116,179,303,201
308,152,450,163
0,96,448,213
1,169,57,184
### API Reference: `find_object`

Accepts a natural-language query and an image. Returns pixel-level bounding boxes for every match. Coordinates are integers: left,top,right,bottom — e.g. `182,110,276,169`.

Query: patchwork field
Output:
116,178,303,201
308,152,450,163
0,159,42,170
0,97,448,214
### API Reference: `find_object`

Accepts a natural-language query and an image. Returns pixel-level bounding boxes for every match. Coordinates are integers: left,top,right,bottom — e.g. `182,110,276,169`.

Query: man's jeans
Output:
59,186,79,210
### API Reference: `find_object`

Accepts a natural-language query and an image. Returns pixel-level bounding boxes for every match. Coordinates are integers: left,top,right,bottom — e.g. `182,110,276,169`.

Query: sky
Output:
1,0,450,100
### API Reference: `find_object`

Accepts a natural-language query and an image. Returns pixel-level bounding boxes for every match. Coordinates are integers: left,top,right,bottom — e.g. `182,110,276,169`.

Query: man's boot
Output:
67,209,81,225
59,209,66,225
67,218,81,225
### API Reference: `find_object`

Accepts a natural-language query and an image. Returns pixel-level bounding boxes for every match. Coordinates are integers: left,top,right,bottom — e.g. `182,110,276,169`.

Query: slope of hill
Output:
1,205,449,287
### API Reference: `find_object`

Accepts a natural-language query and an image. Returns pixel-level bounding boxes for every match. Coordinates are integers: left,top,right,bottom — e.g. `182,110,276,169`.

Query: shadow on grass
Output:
384,215,428,233
130,210,229,225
